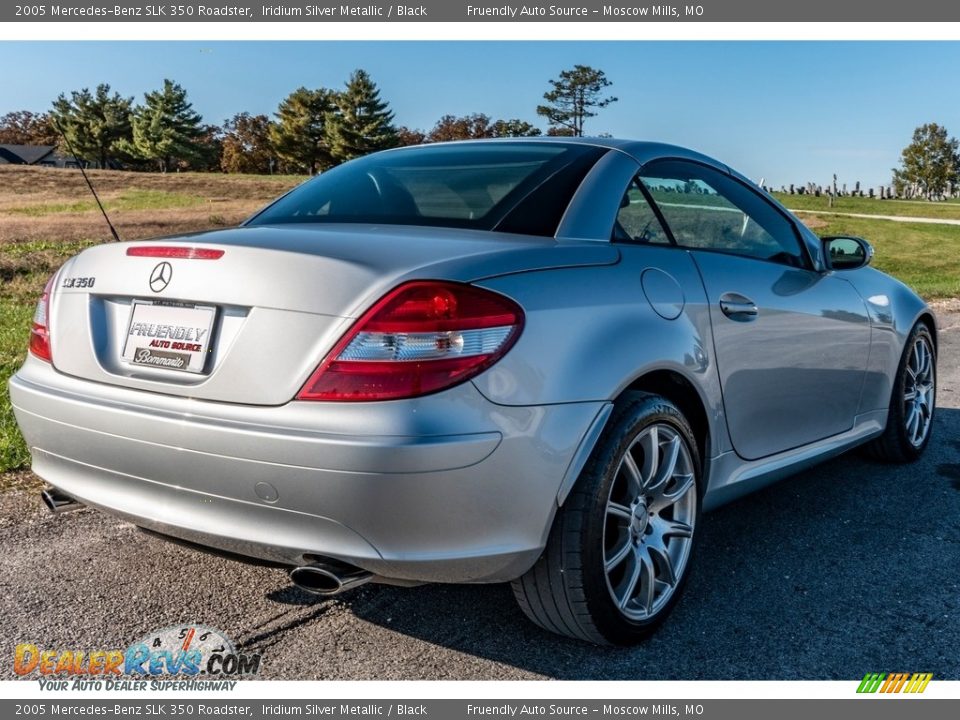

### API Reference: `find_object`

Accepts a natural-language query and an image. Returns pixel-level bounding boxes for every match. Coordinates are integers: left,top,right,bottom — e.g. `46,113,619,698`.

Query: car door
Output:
635,160,871,460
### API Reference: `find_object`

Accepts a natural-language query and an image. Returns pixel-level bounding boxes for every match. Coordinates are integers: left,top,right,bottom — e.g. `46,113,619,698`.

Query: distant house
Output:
0,144,79,168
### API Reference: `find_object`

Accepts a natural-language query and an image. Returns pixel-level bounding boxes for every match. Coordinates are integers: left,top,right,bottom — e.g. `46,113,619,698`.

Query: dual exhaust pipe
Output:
41,488,369,596
289,559,373,596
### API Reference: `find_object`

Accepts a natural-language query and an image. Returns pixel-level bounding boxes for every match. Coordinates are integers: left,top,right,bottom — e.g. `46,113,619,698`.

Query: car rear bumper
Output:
9,355,606,583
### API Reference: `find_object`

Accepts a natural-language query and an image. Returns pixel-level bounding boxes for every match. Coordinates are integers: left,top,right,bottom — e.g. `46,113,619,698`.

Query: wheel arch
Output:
556,366,713,507
916,311,938,353
621,369,712,471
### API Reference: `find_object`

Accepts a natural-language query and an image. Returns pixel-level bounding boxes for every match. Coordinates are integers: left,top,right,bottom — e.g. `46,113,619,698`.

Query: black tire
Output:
512,391,702,645
864,322,936,464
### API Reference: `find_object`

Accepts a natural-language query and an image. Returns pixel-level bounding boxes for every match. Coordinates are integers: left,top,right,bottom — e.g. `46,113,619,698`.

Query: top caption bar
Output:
5,1,960,22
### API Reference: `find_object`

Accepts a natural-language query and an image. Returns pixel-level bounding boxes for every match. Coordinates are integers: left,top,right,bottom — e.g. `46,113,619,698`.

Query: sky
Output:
1,41,958,188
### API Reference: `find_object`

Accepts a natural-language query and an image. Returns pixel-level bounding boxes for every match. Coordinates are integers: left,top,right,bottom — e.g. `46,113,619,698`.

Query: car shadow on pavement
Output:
326,407,960,680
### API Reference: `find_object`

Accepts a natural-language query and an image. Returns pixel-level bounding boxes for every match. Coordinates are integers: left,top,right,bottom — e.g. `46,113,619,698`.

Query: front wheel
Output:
512,392,701,645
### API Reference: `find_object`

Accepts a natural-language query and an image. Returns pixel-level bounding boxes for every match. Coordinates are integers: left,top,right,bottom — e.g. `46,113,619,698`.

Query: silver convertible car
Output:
10,139,937,644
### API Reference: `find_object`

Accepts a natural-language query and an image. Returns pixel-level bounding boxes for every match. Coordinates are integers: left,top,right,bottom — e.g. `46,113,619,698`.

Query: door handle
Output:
719,294,759,321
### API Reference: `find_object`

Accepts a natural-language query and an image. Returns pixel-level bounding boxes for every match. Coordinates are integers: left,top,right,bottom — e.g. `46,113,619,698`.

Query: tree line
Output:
5,62,954,199
0,64,617,176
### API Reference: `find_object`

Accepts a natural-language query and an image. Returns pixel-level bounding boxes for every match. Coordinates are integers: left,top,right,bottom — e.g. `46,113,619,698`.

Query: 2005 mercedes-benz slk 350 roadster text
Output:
9,139,937,644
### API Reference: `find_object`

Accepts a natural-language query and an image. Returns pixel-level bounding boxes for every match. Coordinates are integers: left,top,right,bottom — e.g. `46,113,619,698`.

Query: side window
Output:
639,160,806,267
612,178,671,245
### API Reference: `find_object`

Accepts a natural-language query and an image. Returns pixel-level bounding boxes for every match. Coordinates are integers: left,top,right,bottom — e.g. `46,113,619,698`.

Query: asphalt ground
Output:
1,312,958,681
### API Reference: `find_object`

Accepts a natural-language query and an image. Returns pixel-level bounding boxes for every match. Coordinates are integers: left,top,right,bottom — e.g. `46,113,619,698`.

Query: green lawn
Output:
802,214,960,299
0,301,35,473
0,238,100,472
772,192,960,221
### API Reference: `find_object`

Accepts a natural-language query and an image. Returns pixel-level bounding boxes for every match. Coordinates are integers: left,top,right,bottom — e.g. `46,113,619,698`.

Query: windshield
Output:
247,142,605,237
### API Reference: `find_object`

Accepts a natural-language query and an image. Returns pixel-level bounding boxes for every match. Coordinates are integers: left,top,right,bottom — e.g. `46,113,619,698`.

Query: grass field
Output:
805,215,960,298
0,165,958,475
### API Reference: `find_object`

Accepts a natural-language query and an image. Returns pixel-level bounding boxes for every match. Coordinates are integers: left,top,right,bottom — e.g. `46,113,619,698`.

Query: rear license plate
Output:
121,301,217,374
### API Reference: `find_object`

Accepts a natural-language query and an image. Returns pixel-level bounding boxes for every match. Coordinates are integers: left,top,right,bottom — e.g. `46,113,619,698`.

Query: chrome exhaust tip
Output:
289,560,373,596
41,488,82,514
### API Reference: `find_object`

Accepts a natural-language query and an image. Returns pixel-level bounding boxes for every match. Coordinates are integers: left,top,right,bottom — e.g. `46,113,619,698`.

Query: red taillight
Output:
126,246,224,260
29,275,55,362
297,281,524,401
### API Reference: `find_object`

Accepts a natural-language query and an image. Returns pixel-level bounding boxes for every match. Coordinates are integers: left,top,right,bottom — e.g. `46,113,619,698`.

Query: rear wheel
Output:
865,322,936,463
512,392,701,645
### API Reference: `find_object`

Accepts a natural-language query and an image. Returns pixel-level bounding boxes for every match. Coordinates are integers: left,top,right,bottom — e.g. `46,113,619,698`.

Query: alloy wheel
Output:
904,335,935,447
603,423,697,621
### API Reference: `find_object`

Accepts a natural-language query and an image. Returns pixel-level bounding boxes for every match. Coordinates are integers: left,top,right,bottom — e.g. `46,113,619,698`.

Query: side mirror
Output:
822,236,873,271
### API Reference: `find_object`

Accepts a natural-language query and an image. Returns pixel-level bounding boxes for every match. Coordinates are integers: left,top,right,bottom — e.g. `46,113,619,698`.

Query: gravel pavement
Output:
1,312,958,681
790,209,960,226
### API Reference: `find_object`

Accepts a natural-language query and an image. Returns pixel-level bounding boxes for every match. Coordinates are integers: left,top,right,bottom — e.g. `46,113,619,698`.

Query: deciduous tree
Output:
427,114,541,142
0,111,58,146
428,113,495,142
191,124,224,172
892,123,960,200
395,126,427,147
490,118,542,138
221,113,274,174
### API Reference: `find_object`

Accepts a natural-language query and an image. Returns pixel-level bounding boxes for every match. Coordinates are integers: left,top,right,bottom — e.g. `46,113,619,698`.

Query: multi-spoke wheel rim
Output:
904,336,935,447
603,423,696,621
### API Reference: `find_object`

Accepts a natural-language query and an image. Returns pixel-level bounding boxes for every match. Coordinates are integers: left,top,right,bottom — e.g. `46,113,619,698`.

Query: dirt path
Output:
790,209,960,226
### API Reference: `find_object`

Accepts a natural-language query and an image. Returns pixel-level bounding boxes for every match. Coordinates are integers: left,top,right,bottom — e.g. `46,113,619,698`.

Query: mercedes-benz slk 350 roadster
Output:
9,139,937,644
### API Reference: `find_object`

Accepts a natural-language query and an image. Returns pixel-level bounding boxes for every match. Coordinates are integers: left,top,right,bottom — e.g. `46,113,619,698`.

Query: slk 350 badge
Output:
61,276,96,289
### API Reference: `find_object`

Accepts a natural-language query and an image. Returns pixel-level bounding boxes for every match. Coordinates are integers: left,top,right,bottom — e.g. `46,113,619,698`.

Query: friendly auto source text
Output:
465,6,698,17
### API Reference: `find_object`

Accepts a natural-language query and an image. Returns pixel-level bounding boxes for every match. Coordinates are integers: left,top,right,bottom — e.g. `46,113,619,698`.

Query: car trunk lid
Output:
48,225,618,405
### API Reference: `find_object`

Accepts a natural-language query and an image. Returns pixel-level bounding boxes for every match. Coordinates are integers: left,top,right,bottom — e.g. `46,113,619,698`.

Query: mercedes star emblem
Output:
149,262,173,293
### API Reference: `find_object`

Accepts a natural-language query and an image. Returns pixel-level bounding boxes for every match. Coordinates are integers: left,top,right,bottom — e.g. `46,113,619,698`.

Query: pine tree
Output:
326,70,397,164
536,65,617,137
269,87,336,175
122,79,205,172
50,84,133,168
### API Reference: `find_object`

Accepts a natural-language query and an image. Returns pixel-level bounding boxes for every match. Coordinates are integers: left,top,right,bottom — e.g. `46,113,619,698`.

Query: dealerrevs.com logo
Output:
857,672,933,694
14,624,262,691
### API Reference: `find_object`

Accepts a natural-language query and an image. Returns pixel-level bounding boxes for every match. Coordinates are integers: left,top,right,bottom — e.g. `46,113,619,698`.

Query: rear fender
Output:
472,255,730,456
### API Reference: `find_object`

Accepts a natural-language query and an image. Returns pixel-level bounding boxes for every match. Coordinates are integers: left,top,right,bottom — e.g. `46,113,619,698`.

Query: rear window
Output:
247,143,605,237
